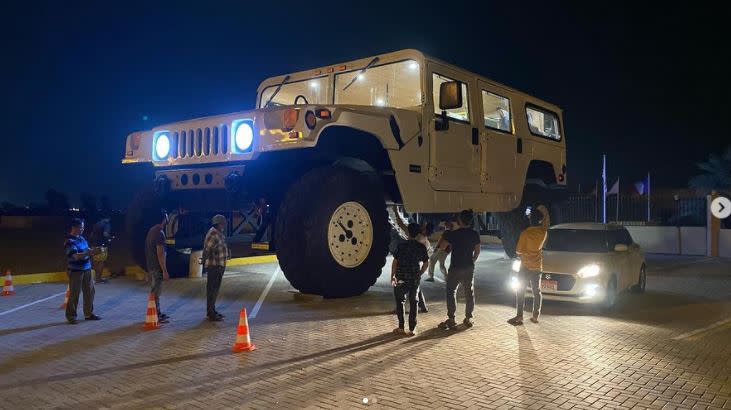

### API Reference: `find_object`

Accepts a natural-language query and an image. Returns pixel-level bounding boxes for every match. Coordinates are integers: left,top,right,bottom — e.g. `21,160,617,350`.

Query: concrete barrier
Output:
680,227,707,256
625,226,679,254
720,229,731,258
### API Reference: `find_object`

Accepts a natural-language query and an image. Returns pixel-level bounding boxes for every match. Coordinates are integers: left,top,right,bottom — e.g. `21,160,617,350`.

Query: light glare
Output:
155,134,170,159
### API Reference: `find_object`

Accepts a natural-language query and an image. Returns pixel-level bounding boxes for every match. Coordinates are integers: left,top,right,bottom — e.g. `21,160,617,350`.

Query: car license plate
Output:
541,279,558,291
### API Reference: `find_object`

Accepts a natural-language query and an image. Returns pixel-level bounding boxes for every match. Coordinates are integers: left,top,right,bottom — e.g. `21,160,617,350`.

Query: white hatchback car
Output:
513,223,647,308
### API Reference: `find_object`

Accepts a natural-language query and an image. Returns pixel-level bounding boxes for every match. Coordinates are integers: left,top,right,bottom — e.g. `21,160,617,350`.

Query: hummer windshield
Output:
259,59,422,110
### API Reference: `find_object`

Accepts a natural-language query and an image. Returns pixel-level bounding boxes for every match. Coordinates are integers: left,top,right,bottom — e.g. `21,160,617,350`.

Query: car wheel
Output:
632,265,647,294
275,165,390,298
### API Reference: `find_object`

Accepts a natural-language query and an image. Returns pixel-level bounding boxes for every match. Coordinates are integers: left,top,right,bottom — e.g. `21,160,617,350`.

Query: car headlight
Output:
577,264,600,278
155,133,170,159
233,120,254,152
509,276,520,291
511,260,521,272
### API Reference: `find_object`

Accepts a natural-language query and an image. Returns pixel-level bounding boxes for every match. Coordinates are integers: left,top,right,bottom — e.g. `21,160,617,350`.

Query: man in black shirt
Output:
437,210,481,330
391,223,429,336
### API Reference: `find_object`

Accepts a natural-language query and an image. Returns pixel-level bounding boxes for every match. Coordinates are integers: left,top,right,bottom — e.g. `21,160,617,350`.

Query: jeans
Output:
150,270,163,314
516,269,542,318
394,282,419,331
446,267,475,321
66,269,95,320
206,265,225,316
428,249,448,279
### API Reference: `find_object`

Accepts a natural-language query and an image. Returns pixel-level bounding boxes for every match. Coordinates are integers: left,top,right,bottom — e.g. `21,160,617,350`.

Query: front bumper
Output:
154,165,245,192
512,272,609,304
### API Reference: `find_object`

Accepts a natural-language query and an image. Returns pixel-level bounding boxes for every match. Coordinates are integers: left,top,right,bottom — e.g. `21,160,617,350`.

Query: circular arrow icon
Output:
711,197,731,219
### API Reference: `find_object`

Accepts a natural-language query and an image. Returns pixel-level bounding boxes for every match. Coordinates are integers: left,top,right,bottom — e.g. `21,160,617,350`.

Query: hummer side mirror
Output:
439,81,462,110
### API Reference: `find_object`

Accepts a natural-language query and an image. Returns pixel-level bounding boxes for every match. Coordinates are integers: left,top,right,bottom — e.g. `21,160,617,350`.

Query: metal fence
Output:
555,195,707,227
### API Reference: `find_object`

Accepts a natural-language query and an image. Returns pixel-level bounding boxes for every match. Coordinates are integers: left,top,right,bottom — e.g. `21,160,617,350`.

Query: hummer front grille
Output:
168,125,229,159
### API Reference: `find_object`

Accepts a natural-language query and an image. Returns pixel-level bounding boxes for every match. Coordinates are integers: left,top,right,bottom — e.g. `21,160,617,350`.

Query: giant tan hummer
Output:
123,49,567,297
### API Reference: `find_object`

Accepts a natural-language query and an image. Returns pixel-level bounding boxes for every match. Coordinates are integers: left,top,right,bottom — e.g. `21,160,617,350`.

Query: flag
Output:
634,175,650,195
607,179,619,195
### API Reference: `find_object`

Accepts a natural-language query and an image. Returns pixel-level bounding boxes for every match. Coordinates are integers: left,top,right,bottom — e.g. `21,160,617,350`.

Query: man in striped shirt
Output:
203,214,230,321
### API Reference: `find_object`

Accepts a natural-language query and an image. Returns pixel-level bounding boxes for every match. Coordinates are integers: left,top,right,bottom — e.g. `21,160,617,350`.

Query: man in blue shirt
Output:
64,218,101,324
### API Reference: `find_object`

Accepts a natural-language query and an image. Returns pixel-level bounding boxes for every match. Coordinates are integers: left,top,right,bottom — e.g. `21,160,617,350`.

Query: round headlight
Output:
155,134,170,159
235,122,253,152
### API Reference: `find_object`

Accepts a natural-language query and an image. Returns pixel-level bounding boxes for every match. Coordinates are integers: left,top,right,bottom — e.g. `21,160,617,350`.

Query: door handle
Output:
517,138,523,154
471,128,479,145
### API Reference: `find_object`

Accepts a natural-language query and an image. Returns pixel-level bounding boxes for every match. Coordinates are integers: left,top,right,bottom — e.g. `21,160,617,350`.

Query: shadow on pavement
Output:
0,322,67,337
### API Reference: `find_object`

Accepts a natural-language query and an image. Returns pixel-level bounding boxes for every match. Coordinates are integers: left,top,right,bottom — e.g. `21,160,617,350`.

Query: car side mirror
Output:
614,244,628,252
439,81,462,110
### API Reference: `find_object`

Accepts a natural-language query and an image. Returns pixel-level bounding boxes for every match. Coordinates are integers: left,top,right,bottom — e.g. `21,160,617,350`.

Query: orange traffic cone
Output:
59,285,70,309
1,270,15,296
143,293,160,330
232,308,256,352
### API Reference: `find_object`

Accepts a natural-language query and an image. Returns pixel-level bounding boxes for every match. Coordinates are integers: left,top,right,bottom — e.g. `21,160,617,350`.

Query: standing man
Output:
427,220,451,282
391,205,430,312
90,216,112,283
391,223,429,336
437,210,481,330
508,205,549,326
64,218,101,324
203,214,229,321
145,210,170,323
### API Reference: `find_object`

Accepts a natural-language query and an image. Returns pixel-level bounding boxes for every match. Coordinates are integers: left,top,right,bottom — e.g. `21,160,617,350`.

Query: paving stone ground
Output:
1,250,730,409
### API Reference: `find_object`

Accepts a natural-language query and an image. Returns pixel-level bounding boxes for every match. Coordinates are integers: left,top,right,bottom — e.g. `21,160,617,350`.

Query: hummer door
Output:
427,64,481,192
478,80,517,194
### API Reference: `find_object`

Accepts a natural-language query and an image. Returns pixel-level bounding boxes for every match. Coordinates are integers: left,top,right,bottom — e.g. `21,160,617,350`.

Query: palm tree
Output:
689,146,731,195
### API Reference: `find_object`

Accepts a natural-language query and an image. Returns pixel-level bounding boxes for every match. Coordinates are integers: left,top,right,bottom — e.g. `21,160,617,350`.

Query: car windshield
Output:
335,60,422,110
259,77,330,108
543,229,610,253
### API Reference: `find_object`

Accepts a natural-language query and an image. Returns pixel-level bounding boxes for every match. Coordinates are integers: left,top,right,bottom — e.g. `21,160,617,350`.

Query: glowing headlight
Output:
509,276,520,291
511,260,521,272
155,133,170,159
234,121,254,152
577,264,600,278
584,284,600,297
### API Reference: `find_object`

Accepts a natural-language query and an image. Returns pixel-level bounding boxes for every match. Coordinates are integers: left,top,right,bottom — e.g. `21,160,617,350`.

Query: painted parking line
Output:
672,317,731,340
249,266,280,319
0,291,66,317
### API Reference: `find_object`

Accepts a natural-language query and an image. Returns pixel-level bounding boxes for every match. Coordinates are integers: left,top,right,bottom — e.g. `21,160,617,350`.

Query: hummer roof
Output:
256,48,562,113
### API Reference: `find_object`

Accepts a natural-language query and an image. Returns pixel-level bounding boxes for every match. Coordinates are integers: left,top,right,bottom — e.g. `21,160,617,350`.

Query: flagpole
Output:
602,155,607,224
647,172,651,222
616,177,620,222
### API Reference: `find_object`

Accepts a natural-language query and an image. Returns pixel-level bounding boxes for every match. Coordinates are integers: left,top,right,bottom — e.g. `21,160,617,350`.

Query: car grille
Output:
168,125,229,159
541,272,575,291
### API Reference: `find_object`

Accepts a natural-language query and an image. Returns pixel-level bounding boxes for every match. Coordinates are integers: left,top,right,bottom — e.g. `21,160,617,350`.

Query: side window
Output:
432,73,469,122
482,91,511,132
526,105,561,140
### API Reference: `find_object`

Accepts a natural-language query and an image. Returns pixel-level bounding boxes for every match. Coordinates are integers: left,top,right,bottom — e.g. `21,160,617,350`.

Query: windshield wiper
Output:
263,75,291,108
341,57,380,92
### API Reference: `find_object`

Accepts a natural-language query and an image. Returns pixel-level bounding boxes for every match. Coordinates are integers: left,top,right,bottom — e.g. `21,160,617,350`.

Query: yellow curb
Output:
229,255,278,266
9,255,278,284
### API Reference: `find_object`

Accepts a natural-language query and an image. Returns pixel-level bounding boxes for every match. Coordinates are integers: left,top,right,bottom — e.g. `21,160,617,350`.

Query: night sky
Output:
1,1,728,208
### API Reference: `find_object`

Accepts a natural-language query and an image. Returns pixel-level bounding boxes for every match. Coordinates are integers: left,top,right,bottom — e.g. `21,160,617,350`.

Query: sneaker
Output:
68,318,78,325
507,317,524,326
463,318,474,328
405,329,416,337
207,314,223,322
530,316,539,324
214,311,225,318
438,319,458,330
96,278,109,284
393,327,406,335
158,317,170,324
85,314,101,321
424,277,435,282
159,312,169,320
418,306,429,313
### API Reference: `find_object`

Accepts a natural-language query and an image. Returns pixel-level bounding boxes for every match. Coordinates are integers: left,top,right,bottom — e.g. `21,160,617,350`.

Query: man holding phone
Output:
64,218,101,324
